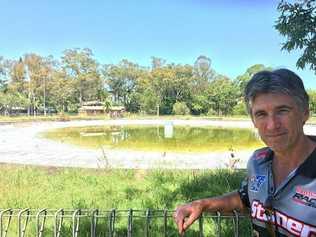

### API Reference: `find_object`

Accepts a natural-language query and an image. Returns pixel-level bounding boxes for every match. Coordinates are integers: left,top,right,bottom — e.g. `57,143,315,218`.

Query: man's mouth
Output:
266,133,286,138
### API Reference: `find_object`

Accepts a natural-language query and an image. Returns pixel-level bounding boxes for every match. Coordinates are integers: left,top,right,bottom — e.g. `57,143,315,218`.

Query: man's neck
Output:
274,135,315,168
272,135,316,187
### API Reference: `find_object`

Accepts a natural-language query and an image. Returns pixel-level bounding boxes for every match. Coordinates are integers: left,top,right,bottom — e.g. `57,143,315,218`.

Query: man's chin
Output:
263,139,288,152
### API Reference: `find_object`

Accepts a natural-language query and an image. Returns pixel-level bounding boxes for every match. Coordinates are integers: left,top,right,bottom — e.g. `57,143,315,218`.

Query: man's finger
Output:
183,213,199,231
174,214,185,235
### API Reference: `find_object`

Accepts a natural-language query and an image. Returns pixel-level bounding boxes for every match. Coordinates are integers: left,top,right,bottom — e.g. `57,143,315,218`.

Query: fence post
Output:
108,209,116,237
36,209,47,237
91,209,98,237
0,209,12,237
163,209,168,237
233,210,239,237
216,211,221,237
54,209,64,237
17,208,30,237
127,209,133,237
145,209,151,237
199,215,204,237
72,209,81,237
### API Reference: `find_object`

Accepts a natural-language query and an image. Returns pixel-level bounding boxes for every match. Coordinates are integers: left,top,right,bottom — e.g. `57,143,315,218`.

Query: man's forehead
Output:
250,93,297,110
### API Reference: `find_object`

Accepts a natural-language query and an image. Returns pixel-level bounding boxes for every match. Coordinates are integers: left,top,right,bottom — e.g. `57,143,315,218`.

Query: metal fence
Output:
0,209,252,237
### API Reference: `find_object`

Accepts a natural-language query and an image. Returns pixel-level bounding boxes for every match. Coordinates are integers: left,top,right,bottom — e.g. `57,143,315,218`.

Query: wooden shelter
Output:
78,101,125,117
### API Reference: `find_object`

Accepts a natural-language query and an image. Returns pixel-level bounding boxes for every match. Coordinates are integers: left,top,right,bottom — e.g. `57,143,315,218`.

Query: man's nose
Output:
266,115,281,130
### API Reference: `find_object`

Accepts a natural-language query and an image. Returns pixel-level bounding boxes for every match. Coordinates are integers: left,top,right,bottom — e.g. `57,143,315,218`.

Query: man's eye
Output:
255,113,266,118
278,109,289,114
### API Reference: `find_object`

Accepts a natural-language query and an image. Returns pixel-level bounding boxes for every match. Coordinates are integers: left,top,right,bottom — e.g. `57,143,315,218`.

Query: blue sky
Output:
1,0,316,88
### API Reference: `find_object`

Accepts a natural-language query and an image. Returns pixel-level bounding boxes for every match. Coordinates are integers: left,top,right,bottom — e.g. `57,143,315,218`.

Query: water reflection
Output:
44,125,262,153
164,122,174,138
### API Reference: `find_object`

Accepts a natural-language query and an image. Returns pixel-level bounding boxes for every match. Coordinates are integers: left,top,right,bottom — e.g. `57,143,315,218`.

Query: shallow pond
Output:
42,125,263,153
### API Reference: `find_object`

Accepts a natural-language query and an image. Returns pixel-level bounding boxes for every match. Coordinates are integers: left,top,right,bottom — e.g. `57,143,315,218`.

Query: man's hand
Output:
173,192,245,235
173,201,203,235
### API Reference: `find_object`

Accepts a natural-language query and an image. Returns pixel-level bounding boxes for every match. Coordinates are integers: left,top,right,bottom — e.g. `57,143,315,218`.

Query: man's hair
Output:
244,68,309,114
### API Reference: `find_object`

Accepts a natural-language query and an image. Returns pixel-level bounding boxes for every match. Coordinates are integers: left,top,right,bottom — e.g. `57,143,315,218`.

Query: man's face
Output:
250,93,309,153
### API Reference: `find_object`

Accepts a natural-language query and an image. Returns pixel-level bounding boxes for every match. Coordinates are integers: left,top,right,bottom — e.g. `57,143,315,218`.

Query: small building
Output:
78,101,125,117
78,101,106,116
108,106,125,118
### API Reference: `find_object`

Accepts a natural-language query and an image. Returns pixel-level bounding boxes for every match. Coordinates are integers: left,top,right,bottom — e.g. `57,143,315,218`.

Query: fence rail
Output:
0,209,252,237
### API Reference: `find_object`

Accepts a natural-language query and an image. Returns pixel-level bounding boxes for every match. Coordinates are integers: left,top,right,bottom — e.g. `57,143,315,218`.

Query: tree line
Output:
0,0,315,117
0,49,315,116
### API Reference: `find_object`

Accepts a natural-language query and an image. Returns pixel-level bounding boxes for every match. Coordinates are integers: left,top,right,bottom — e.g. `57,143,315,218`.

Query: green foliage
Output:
61,48,102,104
235,64,272,93
0,166,251,236
308,89,316,115
0,91,29,115
233,101,248,116
275,0,316,72
139,88,159,114
105,59,144,112
190,94,209,115
208,75,239,116
0,166,247,209
0,50,272,117
172,101,190,115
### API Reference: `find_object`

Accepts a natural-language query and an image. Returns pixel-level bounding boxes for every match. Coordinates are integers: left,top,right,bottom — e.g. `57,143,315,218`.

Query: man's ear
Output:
303,108,310,125
250,114,258,128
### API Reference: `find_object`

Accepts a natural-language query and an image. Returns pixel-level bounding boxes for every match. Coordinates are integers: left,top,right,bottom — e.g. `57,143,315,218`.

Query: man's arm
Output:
174,191,247,235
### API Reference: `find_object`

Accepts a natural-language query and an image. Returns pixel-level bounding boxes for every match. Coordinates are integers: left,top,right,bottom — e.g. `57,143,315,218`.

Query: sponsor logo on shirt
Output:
249,175,266,192
251,200,316,236
255,150,269,160
292,186,316,208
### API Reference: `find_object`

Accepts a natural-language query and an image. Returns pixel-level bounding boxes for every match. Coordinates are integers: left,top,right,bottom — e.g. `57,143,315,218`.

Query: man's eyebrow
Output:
253,109,266,116
275,105,293,110
253,105,293,116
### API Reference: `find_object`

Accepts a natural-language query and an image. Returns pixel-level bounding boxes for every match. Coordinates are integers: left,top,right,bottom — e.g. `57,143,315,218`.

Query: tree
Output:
61,48,102,104
275,0,316,72
0,91,28,116
235,64,272,93
308,89,316,115
193,55,214,80
105,60,144,111
149,64,193,115
189,56,215,115
172,101,190,115
24,54,56,115
0,56,10,92
151,57,166,69
9,58,25,94
50,70,76,113
208,75,239,116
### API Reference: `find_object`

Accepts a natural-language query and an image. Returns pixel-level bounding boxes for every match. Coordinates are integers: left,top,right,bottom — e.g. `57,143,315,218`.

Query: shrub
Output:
232,102,247,115
206,108,217,116
172,102,190,115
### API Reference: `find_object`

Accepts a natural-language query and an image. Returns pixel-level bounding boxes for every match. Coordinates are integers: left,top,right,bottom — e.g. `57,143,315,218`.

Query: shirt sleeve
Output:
238,177,250,208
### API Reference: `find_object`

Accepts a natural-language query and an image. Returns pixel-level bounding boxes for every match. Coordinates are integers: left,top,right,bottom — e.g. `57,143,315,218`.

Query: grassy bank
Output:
0,165,251,236
0,165,246,209
2,113,316,124
0,113,252,123
0,114,107,123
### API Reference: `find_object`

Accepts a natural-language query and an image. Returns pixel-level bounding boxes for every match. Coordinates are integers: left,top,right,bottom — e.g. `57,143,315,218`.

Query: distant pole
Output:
24,64,31,116
43,75,46,116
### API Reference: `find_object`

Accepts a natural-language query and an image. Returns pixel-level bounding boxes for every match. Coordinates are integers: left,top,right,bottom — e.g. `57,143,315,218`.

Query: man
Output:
174,69,316,236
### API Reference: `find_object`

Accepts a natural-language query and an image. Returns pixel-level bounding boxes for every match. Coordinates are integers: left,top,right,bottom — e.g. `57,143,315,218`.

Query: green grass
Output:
0,114,108,123
0,165,251,236
2,112,316,124
0,165,246,209
0,113,253,123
